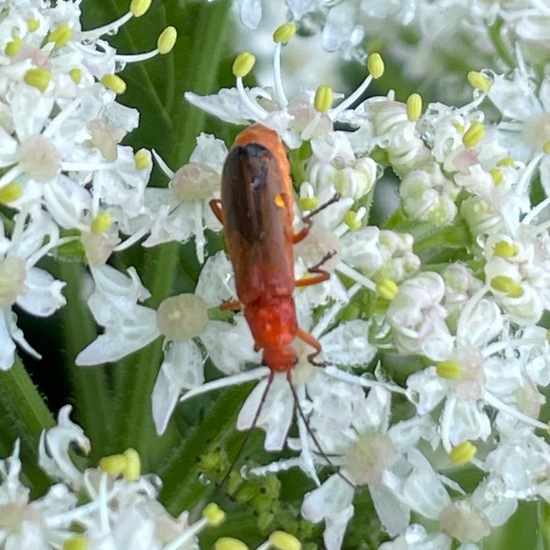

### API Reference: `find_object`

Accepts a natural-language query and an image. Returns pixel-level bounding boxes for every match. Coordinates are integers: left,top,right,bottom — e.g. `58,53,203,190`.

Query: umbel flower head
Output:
169,15,550,550
0,406,229,549
11,0,539,549
0,0,178,369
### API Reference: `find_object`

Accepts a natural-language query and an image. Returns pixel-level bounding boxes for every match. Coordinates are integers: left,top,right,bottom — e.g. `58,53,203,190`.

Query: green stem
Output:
58,261,113,459
540,501,550,550
488,17,516,70
0,357,54,495
412,222,471,255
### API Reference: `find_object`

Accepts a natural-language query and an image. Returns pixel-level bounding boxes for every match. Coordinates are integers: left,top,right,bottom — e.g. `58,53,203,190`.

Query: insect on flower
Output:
210,123,346,480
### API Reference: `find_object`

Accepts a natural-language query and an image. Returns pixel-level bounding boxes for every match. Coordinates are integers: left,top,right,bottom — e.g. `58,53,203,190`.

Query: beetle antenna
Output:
294,193,341,244
286,372,355,488
302,192,341,223
217,371,275,491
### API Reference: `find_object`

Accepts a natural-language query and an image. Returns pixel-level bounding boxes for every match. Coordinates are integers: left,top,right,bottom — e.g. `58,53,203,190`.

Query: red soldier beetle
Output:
210,124,338,370
210,123,349,485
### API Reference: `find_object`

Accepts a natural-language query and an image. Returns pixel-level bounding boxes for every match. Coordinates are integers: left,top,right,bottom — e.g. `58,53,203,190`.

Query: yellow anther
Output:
367,52,384,79
493,240,517,258
436,360,462,380
91,212,112,235
273,23,296,44
69,68,82,84
134,149,152,170
47,23,73,48
376,278,398,301
268,531,301,550
100,74,126,94
233,52,256,78
490,276,524,298
343,210,362,231
158,26,177,54
496,156,515,167
5,36,22,56
543,142,550,155
467,71,491,93
0,183,23,204
489,168,503,186
122,448,141,481
449,441,477,465
453,121,465,133
462,121,485,147
298,196,318,211
214,538,249,550
203,503,226,527
130,0,152,17
99,453,126,476
23,68,52,92
406,93,422,121
27,18,40,31
314,85,333,113
63,535,89,550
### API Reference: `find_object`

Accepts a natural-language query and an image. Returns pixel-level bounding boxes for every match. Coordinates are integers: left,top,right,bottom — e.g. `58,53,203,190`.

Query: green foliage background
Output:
1,0,547,548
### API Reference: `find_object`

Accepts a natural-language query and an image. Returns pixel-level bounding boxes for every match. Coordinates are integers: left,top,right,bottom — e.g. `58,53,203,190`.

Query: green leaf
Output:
0,357,54,495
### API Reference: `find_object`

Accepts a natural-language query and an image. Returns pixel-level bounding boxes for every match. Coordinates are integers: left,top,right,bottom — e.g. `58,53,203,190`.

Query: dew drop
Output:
198,473,212,486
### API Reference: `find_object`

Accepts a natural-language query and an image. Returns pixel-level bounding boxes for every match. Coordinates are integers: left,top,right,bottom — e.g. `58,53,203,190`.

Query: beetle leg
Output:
296,328,323,364
295,250,336,287
209,198,224,224
293,193,341,244
219,300,242,312
292,218,312,244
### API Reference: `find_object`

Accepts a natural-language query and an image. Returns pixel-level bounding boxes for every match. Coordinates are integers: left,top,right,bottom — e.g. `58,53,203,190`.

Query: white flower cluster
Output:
238,0,550,103
0,0,177,369
0,406,229,550
115,25,550,550
9,0,550,549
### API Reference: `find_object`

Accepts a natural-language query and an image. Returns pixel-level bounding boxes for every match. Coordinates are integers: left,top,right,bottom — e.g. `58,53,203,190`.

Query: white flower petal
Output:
16,267,66,317
42,175,91,229
406,368,446,414
320,320,376,366
370,482,411,537
301,474,355,550
189,133,229,173
237,375,293,450
152,340,205,435
184,87,270,125
0,311,16,370
8,310,41,361
195,251,236,307
445,399,491,444
38,405,90,489
379,524,452,550
75,305,159,365
201,317,260,375
239,0,262,29
90,265,151,313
